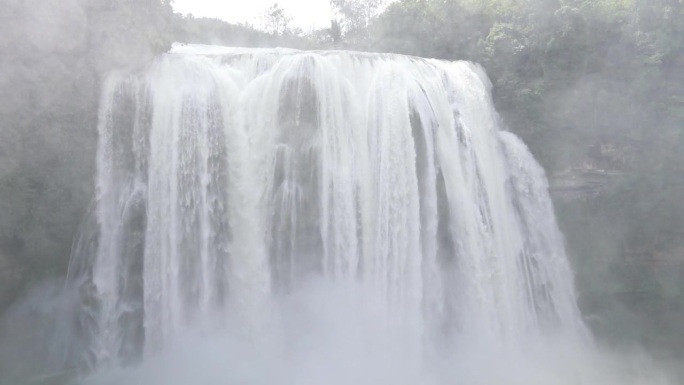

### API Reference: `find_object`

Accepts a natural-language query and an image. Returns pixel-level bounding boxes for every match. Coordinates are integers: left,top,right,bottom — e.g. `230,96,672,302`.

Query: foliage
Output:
329,0,386,48
173,14,314,49
372,0,491,59
331,0,385,32
261,3,293,36
86,0,174,70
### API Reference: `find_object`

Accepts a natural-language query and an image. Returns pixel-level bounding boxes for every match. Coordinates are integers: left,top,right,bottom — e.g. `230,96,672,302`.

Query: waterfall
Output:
65,44,592,381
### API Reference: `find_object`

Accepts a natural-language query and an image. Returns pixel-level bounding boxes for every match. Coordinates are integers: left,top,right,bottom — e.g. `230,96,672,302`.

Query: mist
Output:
1,0,683,384
62,279,675,385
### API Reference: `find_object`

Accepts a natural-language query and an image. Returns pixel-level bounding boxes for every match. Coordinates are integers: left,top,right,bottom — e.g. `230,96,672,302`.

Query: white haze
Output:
81,278,672,385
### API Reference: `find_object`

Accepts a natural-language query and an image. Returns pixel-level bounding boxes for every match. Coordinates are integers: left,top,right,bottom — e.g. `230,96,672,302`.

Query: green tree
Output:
330,0,385,47
262,3,293,36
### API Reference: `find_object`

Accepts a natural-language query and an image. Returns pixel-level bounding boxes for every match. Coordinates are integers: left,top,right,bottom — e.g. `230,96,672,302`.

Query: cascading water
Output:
59,44,620,384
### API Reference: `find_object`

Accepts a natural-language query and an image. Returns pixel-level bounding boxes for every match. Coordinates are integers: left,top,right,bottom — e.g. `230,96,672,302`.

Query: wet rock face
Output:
550,167,684,359
549,167,621,202
0,251,24,310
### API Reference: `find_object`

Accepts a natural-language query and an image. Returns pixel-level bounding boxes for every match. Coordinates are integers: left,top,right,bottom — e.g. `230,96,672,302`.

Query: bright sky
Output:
172,0,333,30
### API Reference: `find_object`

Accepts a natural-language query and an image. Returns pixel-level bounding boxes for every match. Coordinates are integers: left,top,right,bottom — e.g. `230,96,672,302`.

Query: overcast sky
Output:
172,0,334,30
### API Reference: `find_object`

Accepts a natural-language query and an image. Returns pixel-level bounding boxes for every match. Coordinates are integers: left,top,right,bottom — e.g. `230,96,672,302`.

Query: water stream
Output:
55,44,667,385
